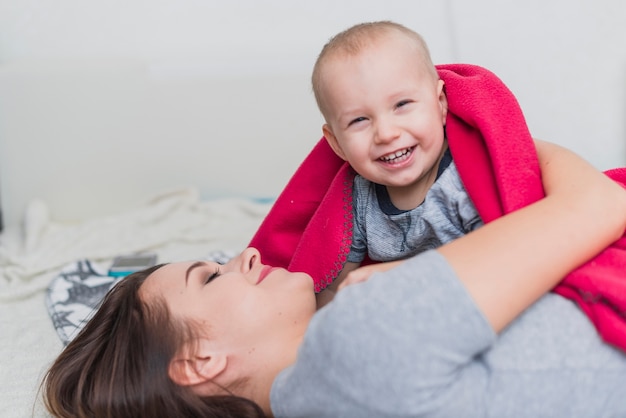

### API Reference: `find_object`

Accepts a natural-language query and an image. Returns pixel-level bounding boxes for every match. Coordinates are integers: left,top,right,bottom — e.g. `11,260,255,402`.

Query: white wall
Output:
0,0,624,227
449,0,626,173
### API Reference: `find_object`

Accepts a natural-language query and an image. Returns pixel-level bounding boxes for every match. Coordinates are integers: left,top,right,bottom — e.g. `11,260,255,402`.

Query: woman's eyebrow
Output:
185,261,208,286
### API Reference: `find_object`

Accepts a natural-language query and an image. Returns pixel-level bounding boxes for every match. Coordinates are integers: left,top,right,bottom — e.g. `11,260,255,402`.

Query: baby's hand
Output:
338,260,404,291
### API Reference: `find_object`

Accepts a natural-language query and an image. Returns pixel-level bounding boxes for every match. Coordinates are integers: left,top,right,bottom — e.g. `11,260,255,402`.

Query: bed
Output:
0,189,276,416
0,59,319,416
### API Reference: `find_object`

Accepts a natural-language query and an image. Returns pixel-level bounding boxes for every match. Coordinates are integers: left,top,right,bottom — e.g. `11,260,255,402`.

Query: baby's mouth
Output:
379,147,415,163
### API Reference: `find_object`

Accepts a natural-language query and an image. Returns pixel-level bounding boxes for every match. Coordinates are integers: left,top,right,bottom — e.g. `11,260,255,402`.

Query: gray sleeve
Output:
271,250,496,417
346,176,369,263
438,162,483,232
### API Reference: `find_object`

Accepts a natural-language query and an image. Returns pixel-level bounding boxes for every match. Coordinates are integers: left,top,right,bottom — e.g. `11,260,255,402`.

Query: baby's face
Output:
320,33,448,193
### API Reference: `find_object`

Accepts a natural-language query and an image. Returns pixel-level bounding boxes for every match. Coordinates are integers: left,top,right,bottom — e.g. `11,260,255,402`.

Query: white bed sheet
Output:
0,188,271,417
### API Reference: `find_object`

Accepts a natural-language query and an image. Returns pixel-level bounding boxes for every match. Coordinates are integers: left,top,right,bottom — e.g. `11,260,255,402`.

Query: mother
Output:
43,141,626,417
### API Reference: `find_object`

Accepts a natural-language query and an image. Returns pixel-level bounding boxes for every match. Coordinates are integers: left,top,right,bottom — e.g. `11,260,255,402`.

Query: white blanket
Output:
0,188,271,417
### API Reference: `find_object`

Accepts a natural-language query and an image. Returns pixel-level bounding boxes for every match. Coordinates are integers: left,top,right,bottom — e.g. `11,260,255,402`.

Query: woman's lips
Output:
257,266,278,284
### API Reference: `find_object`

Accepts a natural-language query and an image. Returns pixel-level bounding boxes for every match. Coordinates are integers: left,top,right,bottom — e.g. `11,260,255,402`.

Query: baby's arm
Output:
337,260,403,291
316,262,360,308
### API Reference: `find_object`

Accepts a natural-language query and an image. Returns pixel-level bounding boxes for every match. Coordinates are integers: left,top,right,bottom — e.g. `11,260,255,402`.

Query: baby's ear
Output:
437,79,448,124
323,124,348,161
168,339,227,387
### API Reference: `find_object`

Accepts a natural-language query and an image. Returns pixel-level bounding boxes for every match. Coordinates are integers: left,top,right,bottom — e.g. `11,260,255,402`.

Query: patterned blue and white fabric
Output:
45,250,236,345
45,260,117,346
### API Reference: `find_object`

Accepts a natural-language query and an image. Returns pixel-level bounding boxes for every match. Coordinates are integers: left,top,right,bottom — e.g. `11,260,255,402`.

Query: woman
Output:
43,140,626,417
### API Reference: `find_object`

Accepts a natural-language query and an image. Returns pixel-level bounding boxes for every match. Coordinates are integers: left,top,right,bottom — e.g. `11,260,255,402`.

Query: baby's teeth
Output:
383,148,409,161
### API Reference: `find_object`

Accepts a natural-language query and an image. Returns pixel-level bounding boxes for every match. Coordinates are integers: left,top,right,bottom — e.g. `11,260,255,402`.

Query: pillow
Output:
45,250,236,345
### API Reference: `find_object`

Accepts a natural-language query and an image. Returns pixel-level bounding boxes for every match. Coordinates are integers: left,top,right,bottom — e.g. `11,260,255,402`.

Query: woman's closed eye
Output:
204,269,221,285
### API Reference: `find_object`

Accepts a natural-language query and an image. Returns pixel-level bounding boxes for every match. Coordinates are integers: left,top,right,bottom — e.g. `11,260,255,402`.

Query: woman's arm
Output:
438,139,626,333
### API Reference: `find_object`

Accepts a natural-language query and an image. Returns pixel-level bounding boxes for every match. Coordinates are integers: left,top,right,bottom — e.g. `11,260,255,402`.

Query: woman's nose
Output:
237,247,261,272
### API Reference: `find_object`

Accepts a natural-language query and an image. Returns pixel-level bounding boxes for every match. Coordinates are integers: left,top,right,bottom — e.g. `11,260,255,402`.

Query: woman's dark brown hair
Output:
42,265,266,418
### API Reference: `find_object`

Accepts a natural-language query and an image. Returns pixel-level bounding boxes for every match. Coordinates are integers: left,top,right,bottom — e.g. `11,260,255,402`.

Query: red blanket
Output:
249,63,626,351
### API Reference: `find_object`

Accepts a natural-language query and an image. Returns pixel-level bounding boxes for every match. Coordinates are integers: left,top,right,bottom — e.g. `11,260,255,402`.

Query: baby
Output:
312,21,483,292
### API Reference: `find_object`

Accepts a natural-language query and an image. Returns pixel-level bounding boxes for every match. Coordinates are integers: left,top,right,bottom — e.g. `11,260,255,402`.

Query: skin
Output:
313,31,449,302
139,247,315,413
141,142,626,417
320,31,448,211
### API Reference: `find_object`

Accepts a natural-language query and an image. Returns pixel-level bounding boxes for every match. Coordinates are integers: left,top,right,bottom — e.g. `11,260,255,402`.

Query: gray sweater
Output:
348,156,482,264
271,251,626,417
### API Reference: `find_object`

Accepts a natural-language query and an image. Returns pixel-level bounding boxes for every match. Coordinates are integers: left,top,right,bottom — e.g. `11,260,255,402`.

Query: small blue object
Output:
107,253,158,277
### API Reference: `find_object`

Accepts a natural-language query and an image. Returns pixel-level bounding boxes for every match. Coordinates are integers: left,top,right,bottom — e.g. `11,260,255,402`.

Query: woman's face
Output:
139,247,317,361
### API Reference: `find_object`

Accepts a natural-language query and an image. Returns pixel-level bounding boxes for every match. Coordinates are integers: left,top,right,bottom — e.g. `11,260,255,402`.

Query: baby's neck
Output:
386,179,433,210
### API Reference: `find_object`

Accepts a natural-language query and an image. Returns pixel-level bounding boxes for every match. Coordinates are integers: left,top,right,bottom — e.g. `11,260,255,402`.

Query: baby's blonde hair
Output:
312,21,438,119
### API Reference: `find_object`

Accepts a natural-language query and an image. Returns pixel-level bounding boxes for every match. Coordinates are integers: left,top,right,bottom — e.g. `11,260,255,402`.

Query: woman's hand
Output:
438,139,626,333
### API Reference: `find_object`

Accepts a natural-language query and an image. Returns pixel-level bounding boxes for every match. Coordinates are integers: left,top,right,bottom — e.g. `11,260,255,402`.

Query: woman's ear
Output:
168,339,227,387
323,124,348,161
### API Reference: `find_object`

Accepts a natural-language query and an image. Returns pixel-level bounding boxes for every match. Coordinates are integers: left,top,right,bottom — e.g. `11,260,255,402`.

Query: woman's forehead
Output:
151,261,189,279
140,261,204,297
154,260,220,277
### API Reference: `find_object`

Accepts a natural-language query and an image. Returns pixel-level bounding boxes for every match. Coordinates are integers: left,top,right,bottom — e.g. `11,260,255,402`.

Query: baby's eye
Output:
348,116,367,127
204,269,221,285
396,100,412,108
